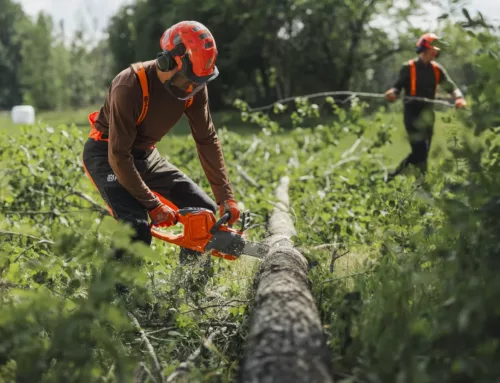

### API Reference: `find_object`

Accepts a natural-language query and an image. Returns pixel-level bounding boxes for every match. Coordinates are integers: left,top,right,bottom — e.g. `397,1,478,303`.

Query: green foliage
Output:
0,120,264,381
308,13,500,383
107,0,427,109
1,5,499,383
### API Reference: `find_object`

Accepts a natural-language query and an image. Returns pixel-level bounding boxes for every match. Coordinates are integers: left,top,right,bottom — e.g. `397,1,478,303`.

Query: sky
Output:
15,0,500,40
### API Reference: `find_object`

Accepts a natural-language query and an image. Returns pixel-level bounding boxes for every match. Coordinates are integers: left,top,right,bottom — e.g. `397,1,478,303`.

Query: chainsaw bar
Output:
205,231,269,259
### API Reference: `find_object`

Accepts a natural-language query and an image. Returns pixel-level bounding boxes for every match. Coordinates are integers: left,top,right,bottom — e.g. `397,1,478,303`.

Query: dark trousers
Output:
390,107,435,178
82,138,216,262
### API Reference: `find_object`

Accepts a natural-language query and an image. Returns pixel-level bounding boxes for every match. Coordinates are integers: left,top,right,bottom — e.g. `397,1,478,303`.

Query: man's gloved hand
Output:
385,88,398,102
220,199,240,225
455,97,467,109
149,203,177,227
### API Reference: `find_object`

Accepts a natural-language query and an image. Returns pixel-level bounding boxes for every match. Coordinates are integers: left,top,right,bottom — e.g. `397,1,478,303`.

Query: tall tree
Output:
18,13,62,110
0,0,27,108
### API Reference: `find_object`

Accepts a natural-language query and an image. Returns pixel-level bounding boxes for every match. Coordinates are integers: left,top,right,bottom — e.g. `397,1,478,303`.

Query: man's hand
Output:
455,97,467,109
385,88,398,102
149,203,177,227
220,200,240,225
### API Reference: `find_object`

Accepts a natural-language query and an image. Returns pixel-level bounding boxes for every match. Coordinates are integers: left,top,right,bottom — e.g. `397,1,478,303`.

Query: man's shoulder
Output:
399,59,416,69
112,60,155,88
430,60,445,70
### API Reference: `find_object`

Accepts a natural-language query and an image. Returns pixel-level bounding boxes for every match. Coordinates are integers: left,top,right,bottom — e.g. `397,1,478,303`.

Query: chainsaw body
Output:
150,208,266,260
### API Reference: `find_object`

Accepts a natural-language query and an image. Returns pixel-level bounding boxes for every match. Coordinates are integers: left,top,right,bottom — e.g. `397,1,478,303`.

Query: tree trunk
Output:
238,176,333,383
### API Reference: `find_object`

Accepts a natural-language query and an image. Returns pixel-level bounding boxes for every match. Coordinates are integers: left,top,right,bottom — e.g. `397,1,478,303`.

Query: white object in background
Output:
11,105,35,125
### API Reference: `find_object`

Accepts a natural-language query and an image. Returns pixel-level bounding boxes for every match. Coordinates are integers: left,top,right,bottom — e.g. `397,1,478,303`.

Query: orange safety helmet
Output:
416,33,441,57
157,21,219,100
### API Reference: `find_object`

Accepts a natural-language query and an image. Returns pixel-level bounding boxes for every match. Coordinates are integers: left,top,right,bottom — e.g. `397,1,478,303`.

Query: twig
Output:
165,329,222,382
2,209,97,216
241,137,262,160
105,363,115,382
324,156,360,175
145,327,177,336
199,321,239,329
319,269,373,286
20,145,37,175
299,175,315,181
135,362,157,383
69,190,110,215
330,250,350,273
0,230,55,244
180,299,252,315
13,240,53,264
129,313,164,383
341,137,363,159
313,243,338,250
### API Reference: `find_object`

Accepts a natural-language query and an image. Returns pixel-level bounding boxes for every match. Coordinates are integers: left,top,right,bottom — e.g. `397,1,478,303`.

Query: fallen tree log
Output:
238,176,333,383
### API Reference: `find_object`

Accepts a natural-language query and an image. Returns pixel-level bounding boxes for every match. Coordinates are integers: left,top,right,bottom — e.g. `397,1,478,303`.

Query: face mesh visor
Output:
165,71,206,100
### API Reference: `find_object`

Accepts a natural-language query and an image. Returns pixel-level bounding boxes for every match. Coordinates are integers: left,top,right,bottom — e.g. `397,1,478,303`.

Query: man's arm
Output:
184,86,234,205
107,84,161,210
386,63,409,101
393,63,409,93
437,63,464,99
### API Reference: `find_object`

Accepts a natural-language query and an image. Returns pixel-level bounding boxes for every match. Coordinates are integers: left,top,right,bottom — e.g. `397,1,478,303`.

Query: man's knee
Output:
126,217,152,245
112,217,151,262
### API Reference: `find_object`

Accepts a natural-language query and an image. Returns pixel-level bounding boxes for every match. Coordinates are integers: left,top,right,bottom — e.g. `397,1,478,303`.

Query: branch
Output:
2,209,97,216
20,145,37,175
13,240,53,264
0,230,55,244
330,250,350,273
324,156,360,175
341,137,363,159
166,329,222,382
69,190,110,215
199,321,239,329
129,314,164,383
180,299,252,315
135,362,157,383
319,269,374,286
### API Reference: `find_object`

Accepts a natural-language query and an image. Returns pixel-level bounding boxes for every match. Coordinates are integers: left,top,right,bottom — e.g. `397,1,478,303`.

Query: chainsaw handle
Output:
210,212,230,234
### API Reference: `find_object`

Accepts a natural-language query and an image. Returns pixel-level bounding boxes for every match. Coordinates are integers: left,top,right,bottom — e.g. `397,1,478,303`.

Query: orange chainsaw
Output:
150,208,269,260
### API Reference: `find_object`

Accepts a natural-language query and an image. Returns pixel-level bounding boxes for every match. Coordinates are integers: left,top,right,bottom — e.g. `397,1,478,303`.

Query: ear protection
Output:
156,43,186,72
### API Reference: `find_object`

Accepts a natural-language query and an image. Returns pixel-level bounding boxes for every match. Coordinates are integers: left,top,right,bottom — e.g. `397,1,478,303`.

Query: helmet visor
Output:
165,64,219,101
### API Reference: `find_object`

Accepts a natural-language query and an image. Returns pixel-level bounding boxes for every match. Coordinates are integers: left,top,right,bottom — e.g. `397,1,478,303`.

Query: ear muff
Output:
156,51,176,72
156,43,187,72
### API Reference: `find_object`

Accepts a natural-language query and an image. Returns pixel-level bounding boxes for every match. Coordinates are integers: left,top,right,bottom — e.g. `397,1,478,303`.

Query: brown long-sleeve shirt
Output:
94,60,234,210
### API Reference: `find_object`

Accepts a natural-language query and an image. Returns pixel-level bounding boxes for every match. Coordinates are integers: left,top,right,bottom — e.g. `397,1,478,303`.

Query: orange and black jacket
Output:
393,58,462,110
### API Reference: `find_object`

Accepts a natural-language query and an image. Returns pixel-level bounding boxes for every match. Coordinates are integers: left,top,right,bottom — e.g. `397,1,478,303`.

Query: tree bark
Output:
238,176,333,383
